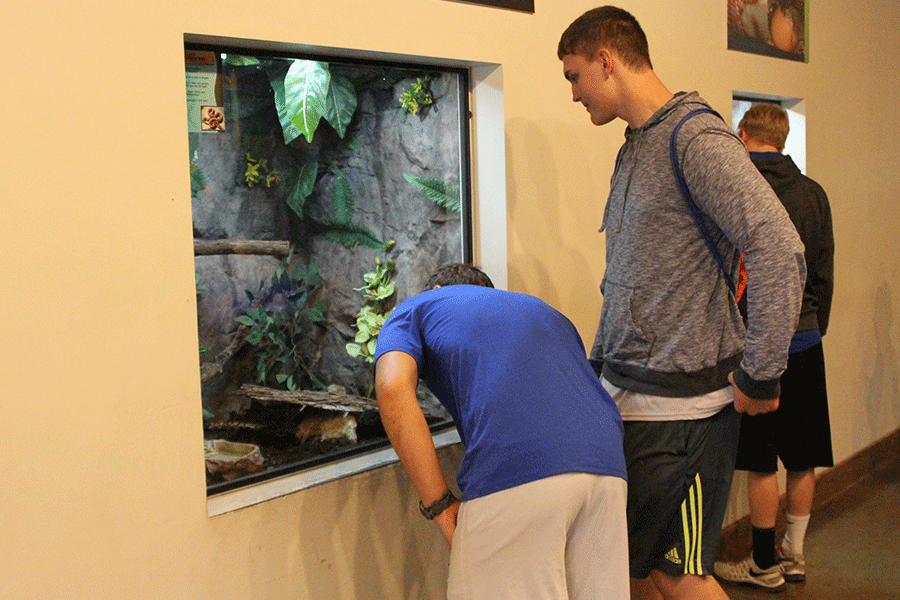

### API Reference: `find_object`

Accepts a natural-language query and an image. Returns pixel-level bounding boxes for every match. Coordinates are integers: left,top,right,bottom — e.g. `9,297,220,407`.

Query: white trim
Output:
208,429,461,517
470,63,508,289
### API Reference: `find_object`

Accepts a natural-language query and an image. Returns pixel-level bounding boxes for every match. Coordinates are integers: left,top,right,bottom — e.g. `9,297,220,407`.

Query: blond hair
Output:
738,103,789,152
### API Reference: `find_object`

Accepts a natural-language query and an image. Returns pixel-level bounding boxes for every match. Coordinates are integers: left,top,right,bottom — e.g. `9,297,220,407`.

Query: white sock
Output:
782,512,811,557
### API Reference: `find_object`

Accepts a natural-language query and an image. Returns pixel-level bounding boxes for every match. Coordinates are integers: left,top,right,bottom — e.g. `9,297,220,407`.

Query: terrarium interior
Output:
186,46,469,492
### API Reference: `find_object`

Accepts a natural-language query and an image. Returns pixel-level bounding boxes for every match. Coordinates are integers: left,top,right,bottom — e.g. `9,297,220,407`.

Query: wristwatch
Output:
419,489,457,520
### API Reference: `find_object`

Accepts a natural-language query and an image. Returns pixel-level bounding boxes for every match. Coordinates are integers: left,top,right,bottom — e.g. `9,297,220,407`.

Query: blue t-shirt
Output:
374,285,627,501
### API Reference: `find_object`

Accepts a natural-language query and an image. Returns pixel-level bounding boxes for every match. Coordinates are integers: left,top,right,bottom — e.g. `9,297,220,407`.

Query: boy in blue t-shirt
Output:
374,263,628,600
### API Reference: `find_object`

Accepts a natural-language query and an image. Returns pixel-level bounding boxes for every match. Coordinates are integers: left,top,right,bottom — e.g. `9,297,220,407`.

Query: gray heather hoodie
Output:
590,92,805,401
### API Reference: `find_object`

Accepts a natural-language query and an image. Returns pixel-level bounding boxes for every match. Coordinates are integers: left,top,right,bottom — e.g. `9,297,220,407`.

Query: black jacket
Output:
750,152,834,335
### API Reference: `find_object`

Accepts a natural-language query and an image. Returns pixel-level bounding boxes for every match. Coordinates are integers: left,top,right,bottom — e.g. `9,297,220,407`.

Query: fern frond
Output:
402,174,461,212
315,218,385,249
330,167,354,223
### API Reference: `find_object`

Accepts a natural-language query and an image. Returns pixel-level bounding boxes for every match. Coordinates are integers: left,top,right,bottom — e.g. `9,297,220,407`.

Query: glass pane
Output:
186,45,470,494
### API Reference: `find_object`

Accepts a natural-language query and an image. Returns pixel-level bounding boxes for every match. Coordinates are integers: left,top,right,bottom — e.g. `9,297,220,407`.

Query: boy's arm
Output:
685,128,805,401
374,351,459,544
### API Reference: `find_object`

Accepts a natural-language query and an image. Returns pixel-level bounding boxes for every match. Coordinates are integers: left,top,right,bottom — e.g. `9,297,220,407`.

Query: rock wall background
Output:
191,59,465,420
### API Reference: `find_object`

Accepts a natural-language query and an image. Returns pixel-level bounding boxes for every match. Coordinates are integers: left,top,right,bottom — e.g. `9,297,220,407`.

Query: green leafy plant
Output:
267,59,358,145
346,242,397,367
403,174,461,212
398,76,434,121
263,57,384,249
282,158,384,249
236,250,328,391
200,57,447,252
243,153,281,188
205,54,383,249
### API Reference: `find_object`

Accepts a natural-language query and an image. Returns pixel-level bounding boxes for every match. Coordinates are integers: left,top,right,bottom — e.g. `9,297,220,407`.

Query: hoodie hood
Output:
748,152,804,197
623,91,709,139
605,92,710,233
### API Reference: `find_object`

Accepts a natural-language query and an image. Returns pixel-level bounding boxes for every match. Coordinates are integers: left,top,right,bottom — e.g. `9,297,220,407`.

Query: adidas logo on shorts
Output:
665,547,682,565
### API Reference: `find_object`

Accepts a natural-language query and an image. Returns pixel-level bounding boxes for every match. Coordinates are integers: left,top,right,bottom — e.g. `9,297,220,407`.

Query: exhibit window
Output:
186,39,482,513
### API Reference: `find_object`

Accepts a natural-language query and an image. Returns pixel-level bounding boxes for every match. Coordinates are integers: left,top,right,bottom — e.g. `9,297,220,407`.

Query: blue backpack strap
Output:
670,107,737,296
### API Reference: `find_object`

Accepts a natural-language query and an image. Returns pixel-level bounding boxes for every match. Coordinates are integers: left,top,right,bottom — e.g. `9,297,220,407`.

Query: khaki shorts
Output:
447,472,629,600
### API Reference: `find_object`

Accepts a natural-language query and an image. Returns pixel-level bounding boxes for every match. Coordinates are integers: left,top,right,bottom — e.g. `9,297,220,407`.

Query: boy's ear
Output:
596,48,613,75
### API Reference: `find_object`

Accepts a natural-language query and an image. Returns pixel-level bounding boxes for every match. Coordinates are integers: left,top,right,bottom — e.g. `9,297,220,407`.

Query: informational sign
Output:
185,50,225,132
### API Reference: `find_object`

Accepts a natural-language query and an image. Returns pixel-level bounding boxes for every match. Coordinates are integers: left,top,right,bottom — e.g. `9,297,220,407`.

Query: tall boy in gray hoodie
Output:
559,6,805,600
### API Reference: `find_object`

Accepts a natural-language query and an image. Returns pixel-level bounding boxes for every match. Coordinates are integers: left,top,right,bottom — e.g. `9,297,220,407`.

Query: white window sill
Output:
207,428,461,517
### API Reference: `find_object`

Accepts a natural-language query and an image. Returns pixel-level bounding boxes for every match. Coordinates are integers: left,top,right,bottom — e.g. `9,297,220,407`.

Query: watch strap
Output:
419,489,457,520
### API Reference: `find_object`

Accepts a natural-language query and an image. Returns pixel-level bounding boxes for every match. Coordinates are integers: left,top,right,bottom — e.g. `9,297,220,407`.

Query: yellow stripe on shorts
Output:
680,473,704,575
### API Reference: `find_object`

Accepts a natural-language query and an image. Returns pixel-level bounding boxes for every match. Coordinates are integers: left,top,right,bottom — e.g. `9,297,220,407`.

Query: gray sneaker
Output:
714,555,787,592
777,546,807,582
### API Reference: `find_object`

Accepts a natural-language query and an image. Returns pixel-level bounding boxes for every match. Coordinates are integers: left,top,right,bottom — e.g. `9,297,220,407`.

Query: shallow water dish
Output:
204,440,264,480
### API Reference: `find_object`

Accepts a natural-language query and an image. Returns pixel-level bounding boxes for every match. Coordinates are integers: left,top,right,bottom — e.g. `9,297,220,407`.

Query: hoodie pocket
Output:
599,280,654,366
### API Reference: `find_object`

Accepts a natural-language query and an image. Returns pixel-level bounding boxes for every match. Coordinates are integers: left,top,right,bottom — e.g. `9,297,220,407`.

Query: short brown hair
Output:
557,6,652,71
738,103,790,152
424,263,494,291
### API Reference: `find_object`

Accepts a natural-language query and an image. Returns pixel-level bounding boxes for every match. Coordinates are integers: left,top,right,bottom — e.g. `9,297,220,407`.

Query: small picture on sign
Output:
200,106,225,132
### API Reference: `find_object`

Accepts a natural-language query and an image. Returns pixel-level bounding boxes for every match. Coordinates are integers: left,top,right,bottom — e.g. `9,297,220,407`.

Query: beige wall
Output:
2,1,898,598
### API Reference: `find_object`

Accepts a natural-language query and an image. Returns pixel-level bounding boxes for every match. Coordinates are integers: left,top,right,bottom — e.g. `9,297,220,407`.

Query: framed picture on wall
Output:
727,0,808,62
445,0,534,13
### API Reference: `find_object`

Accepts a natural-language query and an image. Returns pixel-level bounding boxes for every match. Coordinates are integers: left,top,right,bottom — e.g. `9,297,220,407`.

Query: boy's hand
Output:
433,500,460,546
729,371,779,415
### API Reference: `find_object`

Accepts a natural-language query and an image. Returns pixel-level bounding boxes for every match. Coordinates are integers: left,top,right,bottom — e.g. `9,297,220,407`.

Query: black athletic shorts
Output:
623,404,741,579
735,342,834,473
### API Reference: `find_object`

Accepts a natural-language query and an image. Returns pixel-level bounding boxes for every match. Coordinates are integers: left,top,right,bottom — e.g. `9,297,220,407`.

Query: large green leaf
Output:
402,174,462,212
284,60,331,144
266,61,304,145
284,161,318,219
305,263,323,287
324,73,357,139
330,166,353,223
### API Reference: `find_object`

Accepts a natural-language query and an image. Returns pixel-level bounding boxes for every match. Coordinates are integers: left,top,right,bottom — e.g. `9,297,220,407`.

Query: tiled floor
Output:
719,452,900,599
